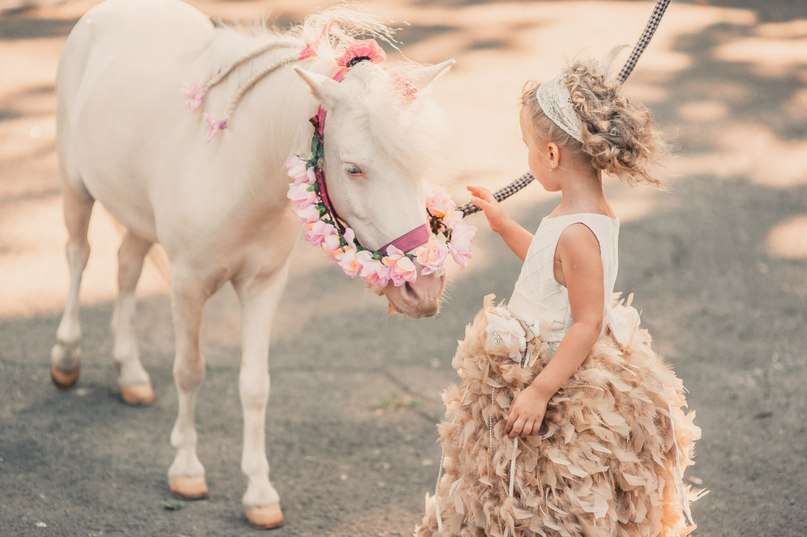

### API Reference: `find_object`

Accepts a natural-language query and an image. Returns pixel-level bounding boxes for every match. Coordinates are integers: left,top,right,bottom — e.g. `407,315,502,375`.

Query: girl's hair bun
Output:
522,60,663,186
566,61,662,186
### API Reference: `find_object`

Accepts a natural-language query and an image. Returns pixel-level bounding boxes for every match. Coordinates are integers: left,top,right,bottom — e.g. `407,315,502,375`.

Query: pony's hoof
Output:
50,365,80,389
120,383,156,406
245,503,285,529
169,476,208,500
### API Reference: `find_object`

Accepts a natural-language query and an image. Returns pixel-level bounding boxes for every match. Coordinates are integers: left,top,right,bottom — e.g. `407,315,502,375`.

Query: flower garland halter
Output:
287,40,475,288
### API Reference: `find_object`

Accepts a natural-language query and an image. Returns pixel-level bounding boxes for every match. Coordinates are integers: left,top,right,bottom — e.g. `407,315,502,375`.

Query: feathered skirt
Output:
415,294,702,537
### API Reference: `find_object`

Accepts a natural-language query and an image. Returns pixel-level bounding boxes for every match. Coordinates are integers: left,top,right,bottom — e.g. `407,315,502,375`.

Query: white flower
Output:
483,309,526,361
448,222,476,268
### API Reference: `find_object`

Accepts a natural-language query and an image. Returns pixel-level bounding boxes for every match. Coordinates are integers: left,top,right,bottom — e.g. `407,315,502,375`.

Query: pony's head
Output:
294,58,454,318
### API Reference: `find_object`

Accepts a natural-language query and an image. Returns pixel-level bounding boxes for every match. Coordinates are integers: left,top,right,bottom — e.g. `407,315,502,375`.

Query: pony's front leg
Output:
167,269,212,500
233,263,290,529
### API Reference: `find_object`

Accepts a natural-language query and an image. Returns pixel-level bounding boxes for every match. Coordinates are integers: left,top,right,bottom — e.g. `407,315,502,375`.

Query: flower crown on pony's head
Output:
333,39,386,80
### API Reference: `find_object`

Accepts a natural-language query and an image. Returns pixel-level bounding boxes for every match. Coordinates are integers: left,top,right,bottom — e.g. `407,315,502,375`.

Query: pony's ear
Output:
294,67,344,107
408,59,456,92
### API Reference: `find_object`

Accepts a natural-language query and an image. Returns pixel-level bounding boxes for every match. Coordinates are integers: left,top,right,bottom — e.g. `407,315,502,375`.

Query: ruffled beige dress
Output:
415,214,702,537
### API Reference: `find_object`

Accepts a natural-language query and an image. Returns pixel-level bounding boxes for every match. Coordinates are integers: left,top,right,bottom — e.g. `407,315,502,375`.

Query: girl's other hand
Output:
467,185,509,233
505,384,549,438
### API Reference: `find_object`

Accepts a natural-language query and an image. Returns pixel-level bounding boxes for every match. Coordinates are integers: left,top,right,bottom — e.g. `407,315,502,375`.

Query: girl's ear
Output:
547,142,560,170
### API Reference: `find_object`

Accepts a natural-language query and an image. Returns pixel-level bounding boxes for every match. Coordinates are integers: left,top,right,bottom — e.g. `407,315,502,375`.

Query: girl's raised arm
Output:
467,185,533,261
505,223,604,437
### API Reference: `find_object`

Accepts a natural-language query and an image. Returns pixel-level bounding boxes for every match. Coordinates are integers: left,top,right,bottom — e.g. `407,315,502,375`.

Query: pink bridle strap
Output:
380,223,430,255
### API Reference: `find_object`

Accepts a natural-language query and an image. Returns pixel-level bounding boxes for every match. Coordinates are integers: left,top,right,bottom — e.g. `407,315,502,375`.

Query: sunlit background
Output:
1,1,805,536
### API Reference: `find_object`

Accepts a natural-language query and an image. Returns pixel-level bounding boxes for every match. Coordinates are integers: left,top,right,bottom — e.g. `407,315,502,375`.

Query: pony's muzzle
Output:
385,270,445,318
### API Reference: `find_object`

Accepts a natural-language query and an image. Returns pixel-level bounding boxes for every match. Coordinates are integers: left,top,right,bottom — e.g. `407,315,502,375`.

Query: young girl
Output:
416,61,702,536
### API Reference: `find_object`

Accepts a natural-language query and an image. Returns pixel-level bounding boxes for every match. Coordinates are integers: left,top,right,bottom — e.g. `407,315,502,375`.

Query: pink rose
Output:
297,168,316,185
343,228,356,247
333,40,387,81
425,186,456,218
321,227,342,255
357,251,390,287
391,256,418,287
443,209,464,229
449,222,476,268
336,39,387,67
336,247,362,278
304,220,337,247
415,239,449,275
325,228,356,260
382,245,418,287
286,156,315,185
293,203,320,224
286,155,306,175
287,182,317,209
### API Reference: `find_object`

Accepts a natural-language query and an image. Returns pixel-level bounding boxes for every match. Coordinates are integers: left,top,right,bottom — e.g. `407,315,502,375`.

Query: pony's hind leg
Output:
51,185,94,388
112,230,155,405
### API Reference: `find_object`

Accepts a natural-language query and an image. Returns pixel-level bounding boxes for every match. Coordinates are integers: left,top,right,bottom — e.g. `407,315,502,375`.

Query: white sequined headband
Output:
536,75,583,143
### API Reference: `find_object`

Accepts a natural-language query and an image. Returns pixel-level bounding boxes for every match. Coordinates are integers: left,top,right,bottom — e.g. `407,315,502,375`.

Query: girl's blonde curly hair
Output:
521,60,663,186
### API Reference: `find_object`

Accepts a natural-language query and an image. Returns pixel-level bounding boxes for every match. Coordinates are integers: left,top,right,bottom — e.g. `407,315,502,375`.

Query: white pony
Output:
52,0,453,528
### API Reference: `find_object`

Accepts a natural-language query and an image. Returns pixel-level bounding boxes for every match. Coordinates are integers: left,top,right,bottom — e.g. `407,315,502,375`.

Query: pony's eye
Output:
343,163,364,177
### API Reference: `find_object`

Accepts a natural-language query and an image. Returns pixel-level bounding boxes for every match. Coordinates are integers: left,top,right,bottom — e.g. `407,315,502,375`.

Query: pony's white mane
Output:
207,8,444,174
211,7,400,62
297,7,401,55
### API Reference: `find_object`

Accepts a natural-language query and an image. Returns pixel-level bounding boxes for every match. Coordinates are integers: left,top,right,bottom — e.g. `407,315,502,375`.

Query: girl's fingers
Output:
510,416,526,438
470,196,493,211
505,409,518,433
467,185,495,203
522,418,535,437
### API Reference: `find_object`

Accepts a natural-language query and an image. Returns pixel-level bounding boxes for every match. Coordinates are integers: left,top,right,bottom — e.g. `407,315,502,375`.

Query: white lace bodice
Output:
508,213,620,343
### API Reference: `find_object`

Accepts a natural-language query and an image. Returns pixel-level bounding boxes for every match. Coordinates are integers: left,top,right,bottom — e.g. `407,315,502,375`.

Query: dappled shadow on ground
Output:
0,15,76,40
680,0,806,22
1,1,806,536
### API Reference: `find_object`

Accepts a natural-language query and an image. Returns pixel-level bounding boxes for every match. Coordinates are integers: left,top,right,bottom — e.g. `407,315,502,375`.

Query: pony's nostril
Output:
403,281,418,302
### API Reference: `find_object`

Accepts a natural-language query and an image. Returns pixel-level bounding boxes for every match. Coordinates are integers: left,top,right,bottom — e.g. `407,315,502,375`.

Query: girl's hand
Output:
467,185,509,233
505,384,549,438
